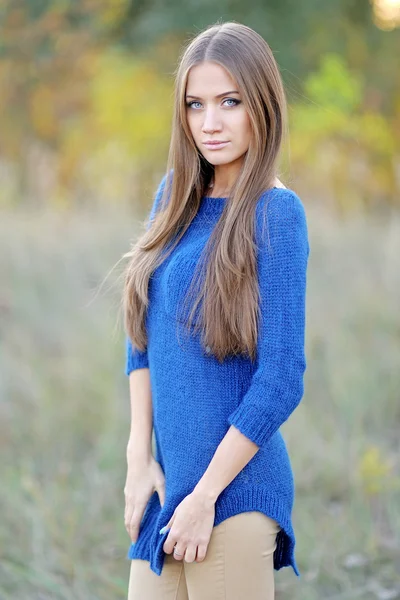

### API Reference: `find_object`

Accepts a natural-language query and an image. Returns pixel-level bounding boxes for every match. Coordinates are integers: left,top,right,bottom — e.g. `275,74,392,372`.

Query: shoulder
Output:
155,168,174,201
257,187,307,223
255,187,309,252
150,168,174,218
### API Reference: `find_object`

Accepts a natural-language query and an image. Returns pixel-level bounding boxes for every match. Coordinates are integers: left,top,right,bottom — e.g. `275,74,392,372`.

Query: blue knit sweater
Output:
125,172,309,577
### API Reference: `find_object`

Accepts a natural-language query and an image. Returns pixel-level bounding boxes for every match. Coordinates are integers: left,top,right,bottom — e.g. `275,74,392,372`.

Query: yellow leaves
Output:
357,111,396,156
358,446,398,496
55,48,172,196
30,85,58,141
87,49,172,160
96,0,129,28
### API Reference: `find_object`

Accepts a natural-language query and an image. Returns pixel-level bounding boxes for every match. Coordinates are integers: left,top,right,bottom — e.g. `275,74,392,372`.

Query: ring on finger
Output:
173,543,184,557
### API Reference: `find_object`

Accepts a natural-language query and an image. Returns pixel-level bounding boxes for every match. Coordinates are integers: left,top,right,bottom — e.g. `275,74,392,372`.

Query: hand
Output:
161,490,215,563
124,456,165,543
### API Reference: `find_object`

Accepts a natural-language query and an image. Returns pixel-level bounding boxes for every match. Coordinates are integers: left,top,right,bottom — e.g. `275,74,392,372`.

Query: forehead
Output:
186,61,238,97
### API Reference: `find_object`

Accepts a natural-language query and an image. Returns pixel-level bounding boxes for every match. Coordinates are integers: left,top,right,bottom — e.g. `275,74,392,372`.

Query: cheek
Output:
186,113,197,136
232,109,250,131
235,113,252,147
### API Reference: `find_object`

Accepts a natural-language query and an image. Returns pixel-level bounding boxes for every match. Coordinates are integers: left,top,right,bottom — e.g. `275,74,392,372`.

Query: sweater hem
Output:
215,487,300,577
126,486,300,578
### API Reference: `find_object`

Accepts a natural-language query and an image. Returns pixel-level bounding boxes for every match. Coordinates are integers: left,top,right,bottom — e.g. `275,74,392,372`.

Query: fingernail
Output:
159,526,168,535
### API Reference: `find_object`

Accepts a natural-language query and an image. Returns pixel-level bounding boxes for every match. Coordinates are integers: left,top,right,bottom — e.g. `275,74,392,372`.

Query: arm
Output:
125,171,170,457
127,368,153,461
194,190,309,501
125,336,149,374
125,367,166,540
125,170,170,376
193,425,259,503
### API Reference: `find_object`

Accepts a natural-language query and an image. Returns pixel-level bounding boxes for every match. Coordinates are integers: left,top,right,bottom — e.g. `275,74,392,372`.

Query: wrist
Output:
126,441,152,463
192,481,220,505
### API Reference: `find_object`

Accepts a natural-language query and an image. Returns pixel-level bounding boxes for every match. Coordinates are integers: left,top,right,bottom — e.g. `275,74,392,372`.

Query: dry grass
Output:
1,203,399,599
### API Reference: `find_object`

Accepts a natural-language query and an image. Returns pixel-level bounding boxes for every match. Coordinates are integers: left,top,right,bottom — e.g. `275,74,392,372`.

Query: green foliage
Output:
305,53,363,113
0,1,399,210
289,52,399,212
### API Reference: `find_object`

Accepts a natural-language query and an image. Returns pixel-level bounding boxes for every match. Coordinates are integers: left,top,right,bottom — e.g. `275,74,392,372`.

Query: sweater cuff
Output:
125,337,149,375
227,377,303,448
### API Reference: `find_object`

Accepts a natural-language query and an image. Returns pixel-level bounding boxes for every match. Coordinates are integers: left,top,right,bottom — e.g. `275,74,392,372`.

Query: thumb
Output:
159,513,174,535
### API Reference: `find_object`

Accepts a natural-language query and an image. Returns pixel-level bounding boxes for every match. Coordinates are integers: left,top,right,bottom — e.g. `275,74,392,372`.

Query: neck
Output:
209,160,242,197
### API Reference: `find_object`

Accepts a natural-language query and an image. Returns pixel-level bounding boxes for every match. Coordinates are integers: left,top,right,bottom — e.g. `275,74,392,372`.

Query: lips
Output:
203,141,230,150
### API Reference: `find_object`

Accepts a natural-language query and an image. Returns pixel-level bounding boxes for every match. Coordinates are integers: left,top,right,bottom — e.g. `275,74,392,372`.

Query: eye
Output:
223,98,241,107
185,98,241,109
186,100,202,109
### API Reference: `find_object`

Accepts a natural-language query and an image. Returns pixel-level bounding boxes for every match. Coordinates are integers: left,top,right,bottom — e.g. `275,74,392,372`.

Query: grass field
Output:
1,203,399,599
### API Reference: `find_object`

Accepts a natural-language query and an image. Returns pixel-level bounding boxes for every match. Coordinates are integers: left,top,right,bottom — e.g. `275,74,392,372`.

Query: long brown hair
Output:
123,20,288,363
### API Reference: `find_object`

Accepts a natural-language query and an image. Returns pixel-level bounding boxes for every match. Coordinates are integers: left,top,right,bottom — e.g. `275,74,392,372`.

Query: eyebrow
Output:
185,90,240,99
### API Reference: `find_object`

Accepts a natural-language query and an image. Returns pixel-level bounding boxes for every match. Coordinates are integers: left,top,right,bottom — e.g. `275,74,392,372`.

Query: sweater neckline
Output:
198,195,228,215
201,195,228,202
200,186,279,212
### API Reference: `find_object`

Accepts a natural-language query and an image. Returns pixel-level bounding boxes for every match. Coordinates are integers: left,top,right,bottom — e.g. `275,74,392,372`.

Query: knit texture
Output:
125,172,309,577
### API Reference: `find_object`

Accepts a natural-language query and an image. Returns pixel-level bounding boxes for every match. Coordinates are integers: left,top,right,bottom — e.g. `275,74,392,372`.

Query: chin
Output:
205,154,235,166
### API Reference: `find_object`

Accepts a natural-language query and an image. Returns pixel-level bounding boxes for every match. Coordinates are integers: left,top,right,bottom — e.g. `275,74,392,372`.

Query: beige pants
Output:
128,511,281,600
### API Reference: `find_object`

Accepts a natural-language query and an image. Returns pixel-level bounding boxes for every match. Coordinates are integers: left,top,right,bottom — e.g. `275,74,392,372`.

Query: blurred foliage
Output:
290,53,399,212
1,4,400,599
358,446,397,496
0,0,399,211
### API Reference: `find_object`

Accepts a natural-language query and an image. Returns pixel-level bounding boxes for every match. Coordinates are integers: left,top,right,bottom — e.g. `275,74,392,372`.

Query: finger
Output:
173,543,186,562
159,513,174,535
195,544,208,562
129,505,146,542
163,531,179,555
124,504,134,532
184,544,197,563
129,517,140,543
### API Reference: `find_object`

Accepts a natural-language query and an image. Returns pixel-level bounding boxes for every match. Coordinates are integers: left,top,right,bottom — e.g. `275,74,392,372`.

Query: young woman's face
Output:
185,61,252,167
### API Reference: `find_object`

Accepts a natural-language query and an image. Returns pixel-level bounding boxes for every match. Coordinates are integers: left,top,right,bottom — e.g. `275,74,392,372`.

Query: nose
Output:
201,107,222,134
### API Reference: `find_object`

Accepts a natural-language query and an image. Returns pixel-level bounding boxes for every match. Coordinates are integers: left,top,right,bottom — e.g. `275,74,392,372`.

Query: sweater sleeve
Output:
125,171,169,376
227,190,310,447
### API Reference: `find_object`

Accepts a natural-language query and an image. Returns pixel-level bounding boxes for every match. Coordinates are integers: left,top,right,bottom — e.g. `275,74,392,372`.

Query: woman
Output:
122,20,309,600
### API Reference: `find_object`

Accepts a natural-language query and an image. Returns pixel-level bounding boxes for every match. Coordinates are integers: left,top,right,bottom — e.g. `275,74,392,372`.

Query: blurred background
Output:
1,1,399,599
